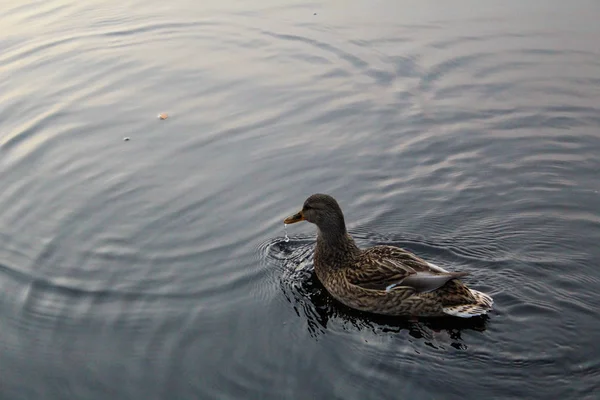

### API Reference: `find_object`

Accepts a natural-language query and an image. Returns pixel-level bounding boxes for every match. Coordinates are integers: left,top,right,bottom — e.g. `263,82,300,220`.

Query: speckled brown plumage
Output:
284,194,494,318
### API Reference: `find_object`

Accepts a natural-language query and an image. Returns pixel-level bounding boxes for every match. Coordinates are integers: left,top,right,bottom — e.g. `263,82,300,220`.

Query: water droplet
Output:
284,223,290,242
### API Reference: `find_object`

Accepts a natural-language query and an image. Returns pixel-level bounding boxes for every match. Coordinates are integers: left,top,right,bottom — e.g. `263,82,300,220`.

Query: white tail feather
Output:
442,289,494,318
470,289,494,308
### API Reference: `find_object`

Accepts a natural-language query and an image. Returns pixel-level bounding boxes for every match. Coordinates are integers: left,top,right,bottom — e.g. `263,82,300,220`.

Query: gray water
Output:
1,1,599,399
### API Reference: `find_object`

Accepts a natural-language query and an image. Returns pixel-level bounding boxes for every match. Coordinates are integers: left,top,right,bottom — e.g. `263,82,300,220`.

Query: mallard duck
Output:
283,194,493,318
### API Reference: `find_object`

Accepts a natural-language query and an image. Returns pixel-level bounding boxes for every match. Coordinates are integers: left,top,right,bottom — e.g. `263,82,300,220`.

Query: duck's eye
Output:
304,204,311,210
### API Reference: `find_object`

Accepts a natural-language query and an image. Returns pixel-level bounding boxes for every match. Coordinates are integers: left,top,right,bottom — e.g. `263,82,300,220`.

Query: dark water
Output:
1,0,600,398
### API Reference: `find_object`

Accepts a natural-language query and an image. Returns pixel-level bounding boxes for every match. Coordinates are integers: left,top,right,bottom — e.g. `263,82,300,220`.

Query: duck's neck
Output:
314,225,361,268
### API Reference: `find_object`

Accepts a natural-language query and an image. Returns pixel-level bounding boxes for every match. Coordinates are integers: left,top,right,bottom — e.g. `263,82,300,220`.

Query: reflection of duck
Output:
284,194,493,318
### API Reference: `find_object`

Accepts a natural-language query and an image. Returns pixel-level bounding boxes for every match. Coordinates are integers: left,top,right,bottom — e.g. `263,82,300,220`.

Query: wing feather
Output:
346,245,468,293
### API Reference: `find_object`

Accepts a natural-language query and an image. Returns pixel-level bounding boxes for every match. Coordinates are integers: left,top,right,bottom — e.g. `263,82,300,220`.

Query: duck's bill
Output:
284,210,305,224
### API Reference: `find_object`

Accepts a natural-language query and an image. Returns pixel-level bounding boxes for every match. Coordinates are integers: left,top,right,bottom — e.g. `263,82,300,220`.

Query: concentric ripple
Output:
1,0,599,399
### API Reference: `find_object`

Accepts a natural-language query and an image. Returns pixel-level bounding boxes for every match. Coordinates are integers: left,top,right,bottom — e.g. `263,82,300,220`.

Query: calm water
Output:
1,0,599,398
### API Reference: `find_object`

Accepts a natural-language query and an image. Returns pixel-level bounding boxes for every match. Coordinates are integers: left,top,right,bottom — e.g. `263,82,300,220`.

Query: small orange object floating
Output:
158,113,168,120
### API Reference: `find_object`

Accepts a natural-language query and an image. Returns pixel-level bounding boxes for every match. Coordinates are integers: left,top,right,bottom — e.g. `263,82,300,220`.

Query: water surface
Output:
1,1,599,399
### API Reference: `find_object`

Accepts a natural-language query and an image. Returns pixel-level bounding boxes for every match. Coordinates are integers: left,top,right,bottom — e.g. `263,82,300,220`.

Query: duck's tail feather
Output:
442,289,494,318
470,289,494,308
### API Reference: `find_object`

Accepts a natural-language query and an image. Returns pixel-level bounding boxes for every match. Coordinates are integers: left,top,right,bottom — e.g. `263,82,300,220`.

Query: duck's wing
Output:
347,246,469,294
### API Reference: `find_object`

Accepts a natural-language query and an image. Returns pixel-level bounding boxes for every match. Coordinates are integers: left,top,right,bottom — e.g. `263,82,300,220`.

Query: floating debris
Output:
158,113,168,120
123,137,130,141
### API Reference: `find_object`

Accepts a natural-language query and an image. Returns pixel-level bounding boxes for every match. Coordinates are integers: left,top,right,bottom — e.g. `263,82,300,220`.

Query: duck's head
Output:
284,193,347,234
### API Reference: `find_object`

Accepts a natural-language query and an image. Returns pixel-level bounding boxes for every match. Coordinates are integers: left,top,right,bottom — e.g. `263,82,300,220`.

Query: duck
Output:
283,194,493,318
